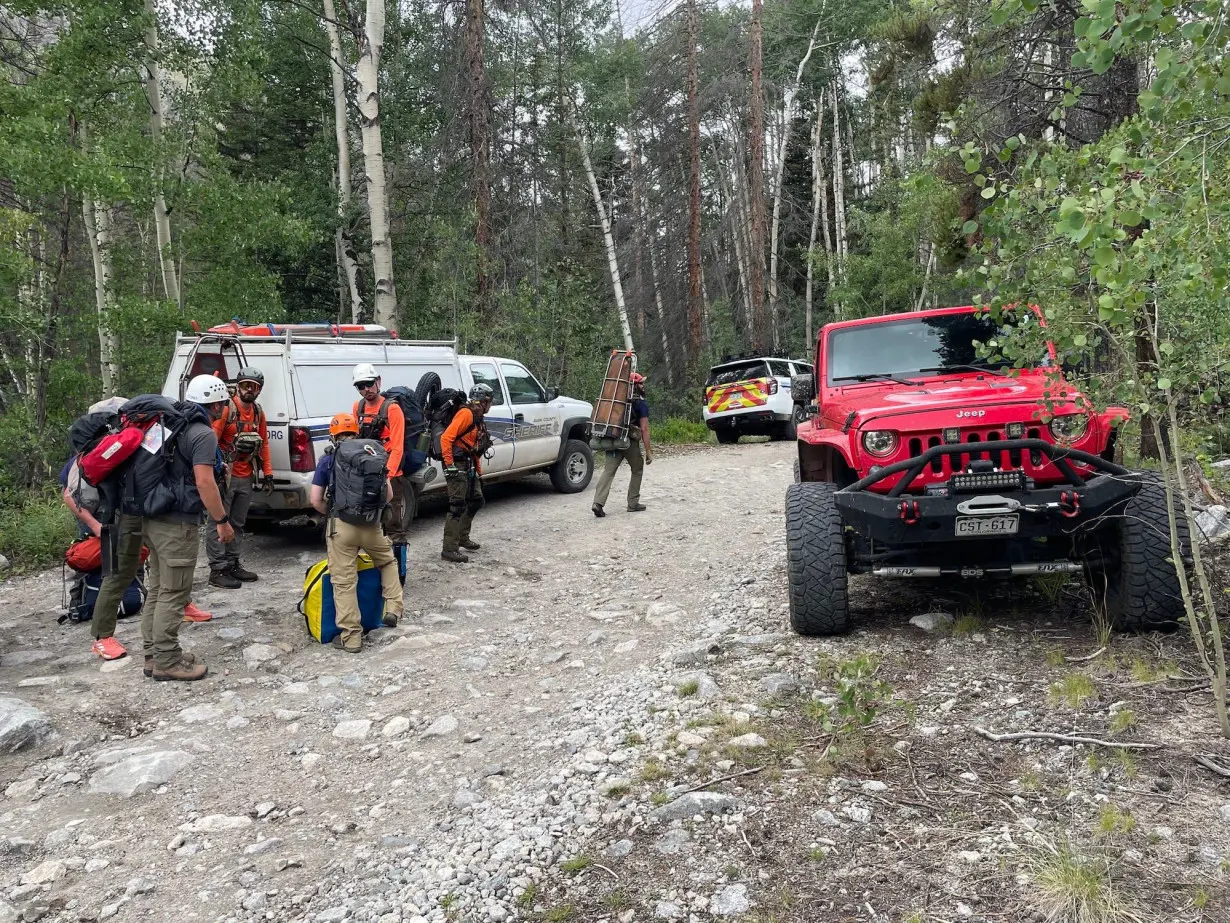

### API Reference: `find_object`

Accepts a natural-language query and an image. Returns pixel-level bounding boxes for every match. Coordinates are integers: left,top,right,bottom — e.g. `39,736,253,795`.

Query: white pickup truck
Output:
161,323,595,524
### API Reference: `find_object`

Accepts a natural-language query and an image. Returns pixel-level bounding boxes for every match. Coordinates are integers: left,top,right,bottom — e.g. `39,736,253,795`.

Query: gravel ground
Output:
2,441,1228,923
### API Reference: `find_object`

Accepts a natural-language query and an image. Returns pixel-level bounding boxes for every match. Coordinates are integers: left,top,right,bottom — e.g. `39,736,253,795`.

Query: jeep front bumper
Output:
834,438,1137,547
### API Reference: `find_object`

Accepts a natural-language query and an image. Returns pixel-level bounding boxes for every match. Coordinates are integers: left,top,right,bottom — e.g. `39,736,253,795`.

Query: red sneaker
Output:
91,637,128,661
183,602,213,623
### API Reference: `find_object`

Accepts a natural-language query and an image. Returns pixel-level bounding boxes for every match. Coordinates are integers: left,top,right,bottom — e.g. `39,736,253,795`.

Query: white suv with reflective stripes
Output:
163,327,595,525
703,355,813,443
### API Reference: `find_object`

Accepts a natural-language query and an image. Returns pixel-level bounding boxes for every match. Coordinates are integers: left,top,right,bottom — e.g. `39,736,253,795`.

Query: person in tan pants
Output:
310,413,403,653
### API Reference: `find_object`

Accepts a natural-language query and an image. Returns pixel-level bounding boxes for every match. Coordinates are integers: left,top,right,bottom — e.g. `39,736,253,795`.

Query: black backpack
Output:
355,387,426,474
68,409,120,458
116,396,200,519
329,438,389,526
427,388,472,461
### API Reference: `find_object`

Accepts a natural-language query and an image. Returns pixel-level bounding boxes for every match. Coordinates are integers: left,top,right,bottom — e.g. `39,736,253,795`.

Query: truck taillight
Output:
767,378,779,395
289,426,315,473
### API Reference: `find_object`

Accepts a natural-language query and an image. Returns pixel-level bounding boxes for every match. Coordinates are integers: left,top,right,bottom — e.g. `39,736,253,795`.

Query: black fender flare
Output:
554,417,591,464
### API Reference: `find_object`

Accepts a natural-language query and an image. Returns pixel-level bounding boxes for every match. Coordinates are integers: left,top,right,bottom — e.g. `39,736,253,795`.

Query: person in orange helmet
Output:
592,371,652,517
309,412,402,653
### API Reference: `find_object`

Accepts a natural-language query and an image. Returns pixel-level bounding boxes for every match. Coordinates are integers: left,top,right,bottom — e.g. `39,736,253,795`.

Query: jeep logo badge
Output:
956,410,986,419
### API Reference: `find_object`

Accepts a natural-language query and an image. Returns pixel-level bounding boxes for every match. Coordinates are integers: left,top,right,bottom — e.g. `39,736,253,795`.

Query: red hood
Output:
823,372,1080,428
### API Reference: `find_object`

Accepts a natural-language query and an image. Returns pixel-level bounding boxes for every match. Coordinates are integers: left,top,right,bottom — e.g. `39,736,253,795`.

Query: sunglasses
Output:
354,380,377,391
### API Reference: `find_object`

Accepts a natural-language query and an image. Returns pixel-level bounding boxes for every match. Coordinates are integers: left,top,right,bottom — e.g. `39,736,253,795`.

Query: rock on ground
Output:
89,751,194,797
0,697,53,754
650,791,741,823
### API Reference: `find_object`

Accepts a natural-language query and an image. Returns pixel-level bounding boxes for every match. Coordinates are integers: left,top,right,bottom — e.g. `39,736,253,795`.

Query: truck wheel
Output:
785,482,850,635
716,429,739,445
550,439,593,493
792,459,801,483
1083,471,1187,631
777,420,798,441
415,371,442,408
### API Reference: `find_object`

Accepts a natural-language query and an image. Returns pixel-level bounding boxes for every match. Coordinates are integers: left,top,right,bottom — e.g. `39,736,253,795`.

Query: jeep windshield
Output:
827,312,1036,384
708,359,770,387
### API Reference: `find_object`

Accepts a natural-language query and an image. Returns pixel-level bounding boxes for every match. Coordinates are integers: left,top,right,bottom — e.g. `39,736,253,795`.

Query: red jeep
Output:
787,305,1186,635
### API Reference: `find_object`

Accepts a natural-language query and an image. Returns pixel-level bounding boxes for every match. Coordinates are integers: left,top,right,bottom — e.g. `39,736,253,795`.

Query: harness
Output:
354,397,391,443
220,398,265,463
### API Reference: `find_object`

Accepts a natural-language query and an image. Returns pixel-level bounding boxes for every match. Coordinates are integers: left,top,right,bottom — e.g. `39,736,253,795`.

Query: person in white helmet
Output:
135,375,234,682
350,363,409,547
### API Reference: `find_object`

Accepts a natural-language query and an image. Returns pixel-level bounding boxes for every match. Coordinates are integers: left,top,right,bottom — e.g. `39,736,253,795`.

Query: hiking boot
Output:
91,637,127,661
382,610,401,628
229,563,258,582
628,503,647,512
591,504,605,518
459,539,481,551
209,569,242,589
441,550,470,563
183,602,213,623
145,651,197,678
152,658,208,682
334,637,362,654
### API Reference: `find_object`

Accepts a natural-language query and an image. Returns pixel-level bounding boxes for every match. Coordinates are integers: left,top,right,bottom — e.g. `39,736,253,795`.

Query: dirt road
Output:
2,442,1227,923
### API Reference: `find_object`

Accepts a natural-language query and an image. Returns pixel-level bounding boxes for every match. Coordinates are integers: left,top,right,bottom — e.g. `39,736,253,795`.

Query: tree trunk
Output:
37,191,71,434
84,197,119,396
646,233,675,385
575,118,634,353
464,0,492,318
831,80,848,301
142,0,180,308
717,156,751,340
748,0,767,353
322,0,363,323
357,0,397,327
685,0,703,364
805,95,826,350
769,20,821,352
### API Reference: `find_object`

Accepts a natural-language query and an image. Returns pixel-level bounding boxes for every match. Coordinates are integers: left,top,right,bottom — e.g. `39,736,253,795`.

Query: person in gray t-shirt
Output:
142,376,235,683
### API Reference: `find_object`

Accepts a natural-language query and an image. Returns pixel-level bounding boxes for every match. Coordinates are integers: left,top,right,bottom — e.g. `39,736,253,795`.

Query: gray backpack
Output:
329,439,388,527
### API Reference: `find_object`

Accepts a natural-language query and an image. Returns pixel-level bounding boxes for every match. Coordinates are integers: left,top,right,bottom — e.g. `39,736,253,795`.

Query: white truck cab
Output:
162,324,595,524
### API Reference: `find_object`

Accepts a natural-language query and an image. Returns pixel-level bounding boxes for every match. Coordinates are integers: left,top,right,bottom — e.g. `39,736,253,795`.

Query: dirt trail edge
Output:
3,443,1228,923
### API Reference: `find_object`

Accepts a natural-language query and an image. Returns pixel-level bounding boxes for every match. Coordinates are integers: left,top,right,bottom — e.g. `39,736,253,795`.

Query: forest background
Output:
1,0,1228,573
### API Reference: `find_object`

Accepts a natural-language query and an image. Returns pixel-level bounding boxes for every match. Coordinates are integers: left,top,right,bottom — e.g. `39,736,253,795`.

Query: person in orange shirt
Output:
351,363,409,548
207,367,274,588
440,383,494,563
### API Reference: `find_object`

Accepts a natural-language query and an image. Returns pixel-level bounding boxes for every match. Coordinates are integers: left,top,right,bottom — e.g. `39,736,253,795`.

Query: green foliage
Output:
653,418,713,444
810,654,892,732
1049,673,1097,709
0,487,77,572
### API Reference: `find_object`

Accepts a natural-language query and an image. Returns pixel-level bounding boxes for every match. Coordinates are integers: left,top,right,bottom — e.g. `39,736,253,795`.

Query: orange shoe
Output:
91,637,128,661
183,602,213,623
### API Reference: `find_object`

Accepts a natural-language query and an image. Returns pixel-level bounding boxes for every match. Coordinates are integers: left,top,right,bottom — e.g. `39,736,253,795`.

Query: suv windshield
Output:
708,359,770,387
827,312,1036,383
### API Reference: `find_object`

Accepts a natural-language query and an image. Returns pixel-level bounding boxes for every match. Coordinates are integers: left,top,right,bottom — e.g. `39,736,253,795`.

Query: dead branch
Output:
679,765,763,795
1194,755,1230,778
973,727,1163,750
1064,646,1106,663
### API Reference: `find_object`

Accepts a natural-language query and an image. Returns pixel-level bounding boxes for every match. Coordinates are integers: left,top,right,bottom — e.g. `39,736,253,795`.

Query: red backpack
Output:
78,396,182,487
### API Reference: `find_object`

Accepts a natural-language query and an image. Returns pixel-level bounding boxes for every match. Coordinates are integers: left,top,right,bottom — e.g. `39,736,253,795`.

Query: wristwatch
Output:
213,515,231,526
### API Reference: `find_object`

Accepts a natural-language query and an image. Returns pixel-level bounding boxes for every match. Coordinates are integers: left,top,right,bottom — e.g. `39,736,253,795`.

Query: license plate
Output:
955,515,1019,537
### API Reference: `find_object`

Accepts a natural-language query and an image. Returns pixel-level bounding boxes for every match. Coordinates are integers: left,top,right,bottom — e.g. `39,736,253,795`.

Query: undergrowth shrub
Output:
0,487,77,573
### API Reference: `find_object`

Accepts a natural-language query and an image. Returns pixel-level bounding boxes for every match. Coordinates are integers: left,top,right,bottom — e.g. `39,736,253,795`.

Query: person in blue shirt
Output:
592,371,653,517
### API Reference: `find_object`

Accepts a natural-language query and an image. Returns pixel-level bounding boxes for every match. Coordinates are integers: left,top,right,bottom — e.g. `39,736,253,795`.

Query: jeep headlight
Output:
1049,414,1089,444
861,430,899,458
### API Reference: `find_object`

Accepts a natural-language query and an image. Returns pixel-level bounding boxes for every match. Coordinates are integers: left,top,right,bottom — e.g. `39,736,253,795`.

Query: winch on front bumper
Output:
835,438,1137,552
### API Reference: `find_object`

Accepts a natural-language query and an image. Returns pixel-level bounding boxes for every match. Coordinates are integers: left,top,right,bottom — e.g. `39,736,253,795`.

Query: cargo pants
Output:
326,518,403,650
442,466,484,553
593,431,644,510
142,517,199,671
91,514,145,641
205,475,252,572
383,475,411,544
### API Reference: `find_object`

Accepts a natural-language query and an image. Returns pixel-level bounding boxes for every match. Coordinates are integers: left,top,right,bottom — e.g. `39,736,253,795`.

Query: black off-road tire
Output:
414,371,442,408
792,459,801,483
716,429,740,445
785,482,850,636
774,420,797,441
1084,470,1187,632
549,439,593,493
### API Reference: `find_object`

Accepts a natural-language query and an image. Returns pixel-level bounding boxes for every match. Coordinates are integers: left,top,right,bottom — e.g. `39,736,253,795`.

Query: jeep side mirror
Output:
546,386,559,401
791,373,815,405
